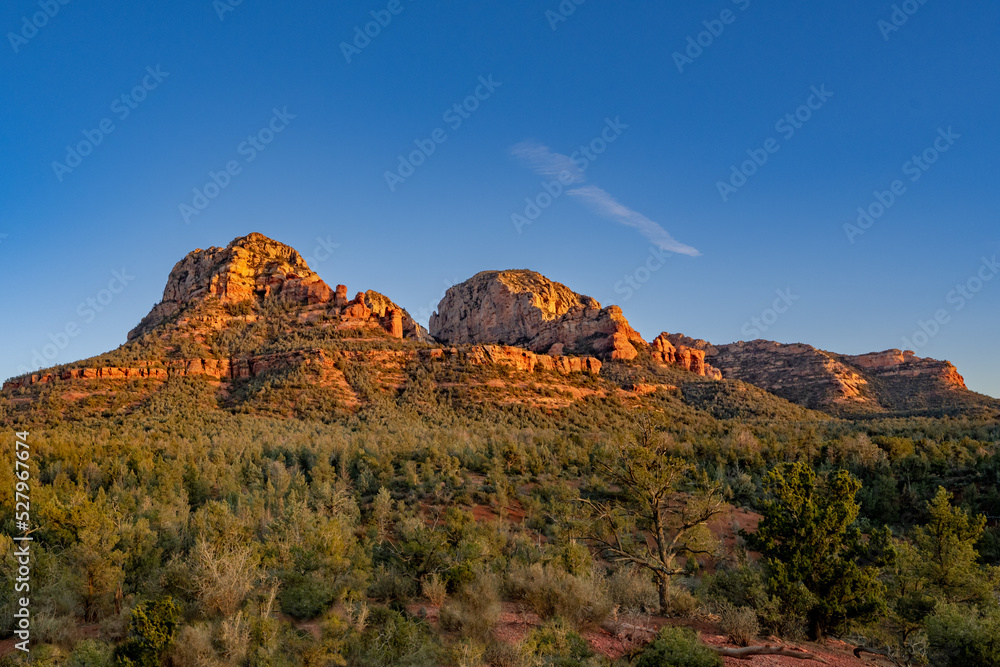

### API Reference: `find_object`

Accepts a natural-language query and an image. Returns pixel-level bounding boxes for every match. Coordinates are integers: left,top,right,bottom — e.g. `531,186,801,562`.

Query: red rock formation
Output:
650,333,723,379
2,342,603,392
363,290,427,340
342,293,372,320
386,308,404,338
699,340,972,413
129,233,334,339
845,349,966,390
334,284,349,308
461,345,602,374
430,270,645,360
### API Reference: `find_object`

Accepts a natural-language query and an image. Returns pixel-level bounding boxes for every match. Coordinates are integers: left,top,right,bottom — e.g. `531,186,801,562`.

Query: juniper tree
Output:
748,462,893,639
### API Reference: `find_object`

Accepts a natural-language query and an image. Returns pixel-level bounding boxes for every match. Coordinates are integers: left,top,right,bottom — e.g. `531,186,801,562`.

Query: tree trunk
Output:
808,614,824,642
657,575,670,615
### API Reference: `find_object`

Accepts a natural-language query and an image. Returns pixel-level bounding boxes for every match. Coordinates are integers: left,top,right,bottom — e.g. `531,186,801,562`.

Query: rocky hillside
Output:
3,234,993,419
669,337,989,415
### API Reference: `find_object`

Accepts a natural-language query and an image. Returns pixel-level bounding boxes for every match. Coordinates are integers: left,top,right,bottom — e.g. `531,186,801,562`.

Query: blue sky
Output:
1,0,998,397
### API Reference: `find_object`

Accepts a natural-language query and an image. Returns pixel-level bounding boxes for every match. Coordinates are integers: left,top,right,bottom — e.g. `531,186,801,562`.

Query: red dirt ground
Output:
402,602,895,666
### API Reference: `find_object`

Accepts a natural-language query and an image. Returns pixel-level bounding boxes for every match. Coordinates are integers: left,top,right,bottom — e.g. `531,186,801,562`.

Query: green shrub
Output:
368,564,417,604
635,626,722,667
113,597,180,667
279,573,338,619
66,640,114,667
227,299,256,316
519,619,595,666
703,563,800,637
926,603,1000,667
346,606,442,667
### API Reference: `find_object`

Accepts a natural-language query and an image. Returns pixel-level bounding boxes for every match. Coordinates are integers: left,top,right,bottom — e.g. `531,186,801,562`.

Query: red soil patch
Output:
405,597,890,666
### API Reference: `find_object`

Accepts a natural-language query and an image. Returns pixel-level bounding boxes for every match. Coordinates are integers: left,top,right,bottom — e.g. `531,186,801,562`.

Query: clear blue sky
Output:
2,0,998,397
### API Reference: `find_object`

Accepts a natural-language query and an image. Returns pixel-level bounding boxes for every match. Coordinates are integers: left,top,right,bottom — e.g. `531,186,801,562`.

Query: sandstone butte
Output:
429,269,723,378
126,232,424,342
3,233,981,416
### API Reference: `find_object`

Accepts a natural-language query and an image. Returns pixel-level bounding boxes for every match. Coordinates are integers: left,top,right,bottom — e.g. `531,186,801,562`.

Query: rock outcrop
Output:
430,270,646,361
841,349,966,391
651,333,723,379
459,345,602,375
129,233,332,339
127,233,423,341
1,344,600,392
700,340,970,413
364,290,427,340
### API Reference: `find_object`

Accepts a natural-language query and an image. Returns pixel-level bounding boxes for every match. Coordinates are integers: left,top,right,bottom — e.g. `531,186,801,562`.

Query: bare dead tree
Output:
582,417,727,614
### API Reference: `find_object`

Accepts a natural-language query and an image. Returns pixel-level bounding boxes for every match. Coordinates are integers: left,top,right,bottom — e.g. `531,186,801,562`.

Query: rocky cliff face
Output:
429,270,647,360
363,290,427,341
651,333,723,380
702,340,970,413
429,270,726,379
129,233,330,338
128,233,424,341
2,343,601,393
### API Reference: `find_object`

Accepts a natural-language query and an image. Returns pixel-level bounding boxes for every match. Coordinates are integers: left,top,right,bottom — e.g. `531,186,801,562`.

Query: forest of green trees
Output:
1,359,999,666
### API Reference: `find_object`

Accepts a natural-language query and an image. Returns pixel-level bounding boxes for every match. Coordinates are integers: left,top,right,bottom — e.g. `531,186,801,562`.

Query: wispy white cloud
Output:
510,141,585,184
568,185,701,257
510,141,700,257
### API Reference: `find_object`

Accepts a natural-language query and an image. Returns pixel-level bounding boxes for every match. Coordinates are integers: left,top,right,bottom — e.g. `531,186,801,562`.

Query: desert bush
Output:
1,644,66,666
702,563,797,635
166,624,218,666
484,641,526,667
218,612,251,664
450,639,487,667
662,586,700,619
440,573,502,641
192,539,261,617
66,640,114,667
368,563,418,604
518,619,596,666
98,606,132,643
421,572,448,606
346,606,442,667
506,563,611,629
606,566,658,613
32,613,75,646
716,601,759,647
635,626,722,667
